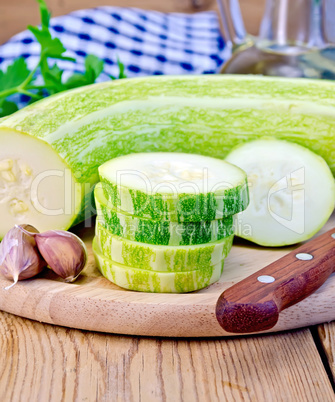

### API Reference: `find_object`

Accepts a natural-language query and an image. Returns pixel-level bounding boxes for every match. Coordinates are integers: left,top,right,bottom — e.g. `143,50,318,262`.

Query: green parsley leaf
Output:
65,73,88,89
0,58,31,91
0,0,126,118
84,55,104,83
117,58,127,79
0,99,19,118
27,89,45,105
28,25,74,61
28,0,74,61
42,64,64,93
65,55,104,89
36,0,51,29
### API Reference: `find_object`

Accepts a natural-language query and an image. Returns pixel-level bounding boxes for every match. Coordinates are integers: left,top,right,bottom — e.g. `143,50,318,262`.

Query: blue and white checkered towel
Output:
0,6,229,81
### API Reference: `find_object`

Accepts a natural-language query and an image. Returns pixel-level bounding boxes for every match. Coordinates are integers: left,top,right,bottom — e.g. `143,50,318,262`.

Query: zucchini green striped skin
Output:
96,220,234,272
2,75,335,238
95,184,234,246
101,180,248,222
93,238,224,293
99,152,249,222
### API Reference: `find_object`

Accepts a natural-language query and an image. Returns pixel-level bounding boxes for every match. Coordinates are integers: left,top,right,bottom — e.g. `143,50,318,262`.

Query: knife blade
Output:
216,227,335,334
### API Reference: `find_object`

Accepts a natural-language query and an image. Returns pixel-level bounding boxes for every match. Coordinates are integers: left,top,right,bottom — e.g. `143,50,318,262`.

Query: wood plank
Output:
318,322,335,383
0,0,265,45
0,310,333,401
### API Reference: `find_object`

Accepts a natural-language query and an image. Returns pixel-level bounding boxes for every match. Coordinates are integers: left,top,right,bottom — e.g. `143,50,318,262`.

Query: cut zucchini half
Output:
226,138,335,246
95,183,234,246
93,238,224,293
0,130,82,237
99,152,249,222
95,220,234,272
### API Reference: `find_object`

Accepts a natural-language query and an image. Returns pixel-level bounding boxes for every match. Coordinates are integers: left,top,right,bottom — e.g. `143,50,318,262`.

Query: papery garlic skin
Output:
0,225,46,289
34,230,87,282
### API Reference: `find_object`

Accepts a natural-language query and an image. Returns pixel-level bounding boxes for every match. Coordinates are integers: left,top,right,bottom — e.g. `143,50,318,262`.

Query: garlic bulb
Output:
0,225,46,289
25,229,88,282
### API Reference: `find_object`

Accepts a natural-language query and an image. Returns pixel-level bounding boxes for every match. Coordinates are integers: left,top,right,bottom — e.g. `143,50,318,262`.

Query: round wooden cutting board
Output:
0,216,334,338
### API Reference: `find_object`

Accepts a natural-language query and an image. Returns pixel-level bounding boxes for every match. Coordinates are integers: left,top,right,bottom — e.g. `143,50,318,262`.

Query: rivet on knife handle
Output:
216,228,335,334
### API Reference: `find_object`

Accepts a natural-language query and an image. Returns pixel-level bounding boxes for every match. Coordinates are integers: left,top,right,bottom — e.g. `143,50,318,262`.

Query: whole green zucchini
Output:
1,75,335,238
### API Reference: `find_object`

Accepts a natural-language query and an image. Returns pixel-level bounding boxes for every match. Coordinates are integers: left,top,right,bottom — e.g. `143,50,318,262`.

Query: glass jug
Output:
217,0,335,79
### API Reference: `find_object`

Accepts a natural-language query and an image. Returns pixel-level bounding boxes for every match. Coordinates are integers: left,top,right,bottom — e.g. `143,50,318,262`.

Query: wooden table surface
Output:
0,1,335,401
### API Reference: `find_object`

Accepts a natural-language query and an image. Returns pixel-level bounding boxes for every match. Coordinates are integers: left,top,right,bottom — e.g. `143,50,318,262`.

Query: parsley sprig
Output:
0,0,126,117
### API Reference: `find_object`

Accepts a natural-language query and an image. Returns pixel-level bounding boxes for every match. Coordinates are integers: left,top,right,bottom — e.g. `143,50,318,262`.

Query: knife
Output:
216,227,335,334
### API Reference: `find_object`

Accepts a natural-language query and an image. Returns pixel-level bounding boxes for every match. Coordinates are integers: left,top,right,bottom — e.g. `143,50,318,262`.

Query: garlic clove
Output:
0,224,46,289
33,230,87,282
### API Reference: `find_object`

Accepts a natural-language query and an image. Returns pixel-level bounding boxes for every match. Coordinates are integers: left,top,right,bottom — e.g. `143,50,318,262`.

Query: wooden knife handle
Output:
216,228,335,334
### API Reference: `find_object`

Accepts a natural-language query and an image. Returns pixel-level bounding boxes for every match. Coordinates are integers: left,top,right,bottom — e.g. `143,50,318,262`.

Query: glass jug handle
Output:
216,0,248,50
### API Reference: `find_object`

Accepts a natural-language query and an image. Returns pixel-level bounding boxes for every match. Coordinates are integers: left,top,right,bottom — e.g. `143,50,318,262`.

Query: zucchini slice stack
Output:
93,153,249,293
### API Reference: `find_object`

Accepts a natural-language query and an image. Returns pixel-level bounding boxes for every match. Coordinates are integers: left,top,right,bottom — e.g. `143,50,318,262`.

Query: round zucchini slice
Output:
95,183,234,246
99,152,248,222
226,138,335,246
94,184,234,246
95,220,234,272
93,238,224,293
